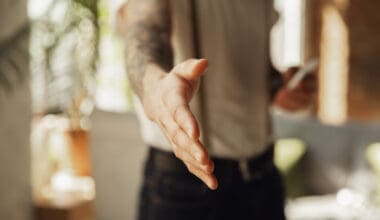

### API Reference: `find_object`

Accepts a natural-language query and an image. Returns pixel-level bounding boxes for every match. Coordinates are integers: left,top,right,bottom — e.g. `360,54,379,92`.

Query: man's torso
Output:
136,0,275,159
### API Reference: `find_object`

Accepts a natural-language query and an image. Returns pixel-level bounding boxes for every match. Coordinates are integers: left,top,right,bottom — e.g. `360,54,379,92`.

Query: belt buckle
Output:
239,160,251,182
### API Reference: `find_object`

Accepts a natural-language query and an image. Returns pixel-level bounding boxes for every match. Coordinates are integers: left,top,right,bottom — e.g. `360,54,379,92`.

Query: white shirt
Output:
135,0,276,160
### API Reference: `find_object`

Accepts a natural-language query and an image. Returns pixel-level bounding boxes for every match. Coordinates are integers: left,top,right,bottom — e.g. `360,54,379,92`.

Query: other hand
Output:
274,67,317,111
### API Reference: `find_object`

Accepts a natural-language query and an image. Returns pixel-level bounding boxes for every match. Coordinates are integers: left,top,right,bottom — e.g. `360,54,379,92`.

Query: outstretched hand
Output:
142,59,218,190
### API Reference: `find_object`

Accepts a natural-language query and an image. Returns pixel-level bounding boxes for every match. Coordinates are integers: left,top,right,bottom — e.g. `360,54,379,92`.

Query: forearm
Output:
125,0,173,98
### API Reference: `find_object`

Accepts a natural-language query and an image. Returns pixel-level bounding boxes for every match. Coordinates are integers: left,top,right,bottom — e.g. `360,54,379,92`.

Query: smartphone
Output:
287,58,319,90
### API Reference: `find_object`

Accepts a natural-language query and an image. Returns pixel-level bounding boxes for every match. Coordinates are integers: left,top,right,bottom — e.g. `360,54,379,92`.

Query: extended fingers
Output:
173,147,214,174
184,161,218,190
160,114,208,165
160,94,206,162
157,116,216,189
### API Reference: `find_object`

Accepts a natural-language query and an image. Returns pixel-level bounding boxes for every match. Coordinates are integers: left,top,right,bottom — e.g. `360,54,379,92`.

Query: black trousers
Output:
138,146,286,220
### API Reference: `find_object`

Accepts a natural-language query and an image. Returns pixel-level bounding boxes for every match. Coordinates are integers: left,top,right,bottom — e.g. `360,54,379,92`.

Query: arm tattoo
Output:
125,0,173,97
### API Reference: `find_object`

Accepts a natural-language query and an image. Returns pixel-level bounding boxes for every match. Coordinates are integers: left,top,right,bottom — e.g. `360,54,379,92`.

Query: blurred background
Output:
1,0,380,219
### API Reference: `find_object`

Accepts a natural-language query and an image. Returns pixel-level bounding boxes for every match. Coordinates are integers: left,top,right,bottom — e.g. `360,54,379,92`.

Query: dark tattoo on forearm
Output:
125,0,173,97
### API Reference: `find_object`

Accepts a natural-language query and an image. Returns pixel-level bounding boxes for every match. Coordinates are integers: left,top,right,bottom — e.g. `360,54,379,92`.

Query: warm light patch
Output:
318,4,349,125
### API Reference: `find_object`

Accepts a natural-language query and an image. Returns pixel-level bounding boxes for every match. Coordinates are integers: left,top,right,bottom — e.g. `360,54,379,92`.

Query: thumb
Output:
172,59,208,81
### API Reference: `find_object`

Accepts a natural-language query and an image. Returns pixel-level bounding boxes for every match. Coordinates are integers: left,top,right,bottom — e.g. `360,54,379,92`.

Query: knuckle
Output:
170,128,182,145
172,105,181,118
196,150,206,162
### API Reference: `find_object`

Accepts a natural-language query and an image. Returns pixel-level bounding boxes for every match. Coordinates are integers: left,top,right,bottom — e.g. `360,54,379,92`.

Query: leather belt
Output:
146,145,275,183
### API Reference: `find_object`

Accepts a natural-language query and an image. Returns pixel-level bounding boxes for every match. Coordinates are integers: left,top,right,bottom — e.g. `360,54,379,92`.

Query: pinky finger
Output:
185,163,218,190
